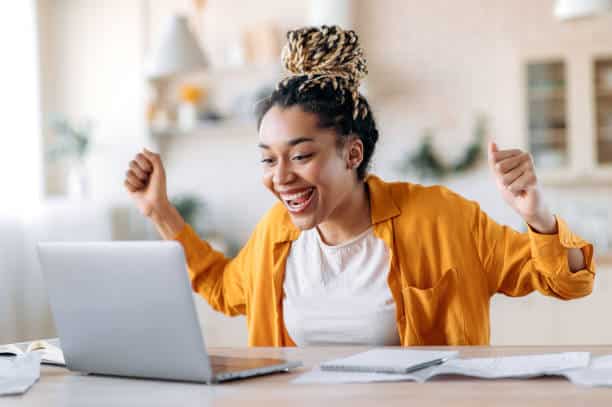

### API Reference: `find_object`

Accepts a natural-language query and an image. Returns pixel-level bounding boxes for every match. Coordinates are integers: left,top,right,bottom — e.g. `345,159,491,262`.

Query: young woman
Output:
124,26,594,347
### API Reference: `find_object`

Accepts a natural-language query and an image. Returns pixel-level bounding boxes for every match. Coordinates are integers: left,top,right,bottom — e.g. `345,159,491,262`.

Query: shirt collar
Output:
274,174,402,244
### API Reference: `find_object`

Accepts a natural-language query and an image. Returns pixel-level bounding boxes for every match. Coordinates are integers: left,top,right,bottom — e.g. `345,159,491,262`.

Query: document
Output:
563,355,612,387
0,352,41,396
293,351,591,384
0,338,64,366
417,352,591,381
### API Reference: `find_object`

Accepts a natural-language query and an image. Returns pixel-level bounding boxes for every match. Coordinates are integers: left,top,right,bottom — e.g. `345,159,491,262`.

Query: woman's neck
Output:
316,181,371,246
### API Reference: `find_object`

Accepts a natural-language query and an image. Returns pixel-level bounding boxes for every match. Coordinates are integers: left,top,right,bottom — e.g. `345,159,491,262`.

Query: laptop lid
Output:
37,241,214,383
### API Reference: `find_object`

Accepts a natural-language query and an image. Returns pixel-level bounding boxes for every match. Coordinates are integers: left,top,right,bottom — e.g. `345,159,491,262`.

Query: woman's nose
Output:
273,159,294,185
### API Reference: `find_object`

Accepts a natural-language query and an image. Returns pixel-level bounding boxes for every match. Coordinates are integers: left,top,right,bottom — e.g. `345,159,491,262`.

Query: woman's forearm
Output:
568,248,586,273
149,202,186,240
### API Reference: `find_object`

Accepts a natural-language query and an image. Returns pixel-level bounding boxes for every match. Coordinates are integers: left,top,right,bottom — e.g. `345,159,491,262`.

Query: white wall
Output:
40,0,148,203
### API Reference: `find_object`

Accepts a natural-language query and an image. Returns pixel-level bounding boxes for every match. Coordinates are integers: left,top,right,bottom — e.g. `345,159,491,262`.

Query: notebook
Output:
0,338,65,367
320,349,459,374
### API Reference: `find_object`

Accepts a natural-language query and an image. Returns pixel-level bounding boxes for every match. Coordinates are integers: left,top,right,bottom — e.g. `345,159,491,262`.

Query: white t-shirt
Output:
283,226,400,346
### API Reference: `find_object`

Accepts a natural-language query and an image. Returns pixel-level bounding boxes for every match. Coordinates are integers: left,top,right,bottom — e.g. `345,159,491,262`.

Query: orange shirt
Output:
173,175,595,346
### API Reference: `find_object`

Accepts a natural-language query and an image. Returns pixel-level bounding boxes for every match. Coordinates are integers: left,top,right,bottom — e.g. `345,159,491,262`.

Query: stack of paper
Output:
0,353,41,396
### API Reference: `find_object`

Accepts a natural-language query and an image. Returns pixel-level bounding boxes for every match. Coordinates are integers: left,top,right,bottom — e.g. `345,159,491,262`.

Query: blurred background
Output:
1,0,611,347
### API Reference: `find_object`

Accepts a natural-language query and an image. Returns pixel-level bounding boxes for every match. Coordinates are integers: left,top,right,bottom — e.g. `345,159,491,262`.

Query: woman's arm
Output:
124,148,246,316
488,142,588,274
149,201,186,240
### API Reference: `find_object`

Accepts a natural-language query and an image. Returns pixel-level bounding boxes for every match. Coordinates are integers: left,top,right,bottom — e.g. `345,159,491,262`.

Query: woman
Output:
124,26,594,347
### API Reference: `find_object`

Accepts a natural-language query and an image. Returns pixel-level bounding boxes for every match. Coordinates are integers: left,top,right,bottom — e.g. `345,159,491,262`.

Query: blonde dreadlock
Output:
278,25,368,120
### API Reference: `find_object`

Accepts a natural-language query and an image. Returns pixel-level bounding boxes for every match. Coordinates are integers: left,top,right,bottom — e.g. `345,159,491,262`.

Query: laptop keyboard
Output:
209,355,288,374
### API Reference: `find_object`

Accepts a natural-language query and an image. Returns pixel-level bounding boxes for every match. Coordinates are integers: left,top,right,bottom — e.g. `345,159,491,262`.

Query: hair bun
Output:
281,25,367,90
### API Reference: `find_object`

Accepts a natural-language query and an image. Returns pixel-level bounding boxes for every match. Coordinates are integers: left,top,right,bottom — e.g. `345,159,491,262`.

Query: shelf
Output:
528,89,565,100
596,90,612,98
538,169,612,186
149,119,258,138
595,59,612,166
526,61,569,172
529,128,566,142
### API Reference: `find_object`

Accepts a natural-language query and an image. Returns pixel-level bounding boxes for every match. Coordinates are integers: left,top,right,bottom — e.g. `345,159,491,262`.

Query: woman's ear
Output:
345,136,364,170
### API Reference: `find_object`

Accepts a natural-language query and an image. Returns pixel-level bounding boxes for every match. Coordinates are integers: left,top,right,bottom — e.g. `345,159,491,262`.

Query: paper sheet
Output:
293,351,591,385
563,355,612,387
424,352,591,381
0,353,41,396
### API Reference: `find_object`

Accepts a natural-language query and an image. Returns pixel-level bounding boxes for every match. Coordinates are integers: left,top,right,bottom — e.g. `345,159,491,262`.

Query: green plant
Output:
396,115,487,180
171,194,205,228
46,115,93,162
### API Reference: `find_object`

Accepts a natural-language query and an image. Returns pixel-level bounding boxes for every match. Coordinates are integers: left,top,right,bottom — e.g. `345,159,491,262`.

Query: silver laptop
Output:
36,241,301,383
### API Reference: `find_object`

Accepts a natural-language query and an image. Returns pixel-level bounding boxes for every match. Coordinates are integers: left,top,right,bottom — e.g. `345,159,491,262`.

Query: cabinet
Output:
524,58,612,185
594,57,612,165
526,60,569,170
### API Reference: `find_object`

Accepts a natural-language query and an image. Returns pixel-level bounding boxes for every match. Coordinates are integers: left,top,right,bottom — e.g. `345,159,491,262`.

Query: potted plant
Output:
46,115,93,199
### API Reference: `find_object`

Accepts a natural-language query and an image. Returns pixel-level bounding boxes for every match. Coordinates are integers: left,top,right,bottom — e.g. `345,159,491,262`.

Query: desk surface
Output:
11,346,612,406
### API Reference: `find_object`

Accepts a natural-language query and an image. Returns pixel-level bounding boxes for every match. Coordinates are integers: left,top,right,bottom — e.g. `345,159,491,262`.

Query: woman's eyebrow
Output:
258,137,315,149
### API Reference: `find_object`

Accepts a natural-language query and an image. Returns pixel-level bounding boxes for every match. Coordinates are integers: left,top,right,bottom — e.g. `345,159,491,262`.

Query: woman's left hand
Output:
487,141,557,234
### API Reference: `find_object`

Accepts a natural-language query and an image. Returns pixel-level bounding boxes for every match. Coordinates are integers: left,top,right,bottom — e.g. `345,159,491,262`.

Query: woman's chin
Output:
289,213,318,230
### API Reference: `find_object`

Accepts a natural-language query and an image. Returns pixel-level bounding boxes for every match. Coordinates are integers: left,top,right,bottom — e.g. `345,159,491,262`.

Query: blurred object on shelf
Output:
554,0,612,21
308,0,353,28
170,193,237,256
146,15,207,80
46,114,94,199
171,194,205,229
178,84,206,131
180,84,204,104
396,115,487,181
232,84,274,121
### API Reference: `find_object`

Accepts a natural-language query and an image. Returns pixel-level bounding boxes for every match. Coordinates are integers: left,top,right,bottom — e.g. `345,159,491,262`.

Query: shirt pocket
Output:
401,267,467,345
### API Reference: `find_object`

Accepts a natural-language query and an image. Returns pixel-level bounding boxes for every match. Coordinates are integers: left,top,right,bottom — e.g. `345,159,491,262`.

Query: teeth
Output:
281,188,313,201
283,188,314,212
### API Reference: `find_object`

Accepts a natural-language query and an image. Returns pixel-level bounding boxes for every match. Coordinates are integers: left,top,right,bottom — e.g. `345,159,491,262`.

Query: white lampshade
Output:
308,0,353,29
554,0,612,20
146,15,207,80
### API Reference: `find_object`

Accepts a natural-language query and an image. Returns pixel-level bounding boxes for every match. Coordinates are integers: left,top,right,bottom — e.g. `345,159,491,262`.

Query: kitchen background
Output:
1,0,611,347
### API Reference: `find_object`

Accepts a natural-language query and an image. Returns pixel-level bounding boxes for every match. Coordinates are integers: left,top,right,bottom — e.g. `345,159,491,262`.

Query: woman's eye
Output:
260,158,275,165
292,153,313,161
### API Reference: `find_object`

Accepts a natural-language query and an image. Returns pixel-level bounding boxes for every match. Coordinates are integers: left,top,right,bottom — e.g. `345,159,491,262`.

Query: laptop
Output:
36,241,301,383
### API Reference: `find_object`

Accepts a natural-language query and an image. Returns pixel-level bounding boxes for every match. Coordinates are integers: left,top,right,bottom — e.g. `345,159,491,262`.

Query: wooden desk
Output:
11,346,612,406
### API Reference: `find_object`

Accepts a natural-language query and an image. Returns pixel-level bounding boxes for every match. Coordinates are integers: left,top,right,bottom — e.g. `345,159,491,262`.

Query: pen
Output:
321,356,451,375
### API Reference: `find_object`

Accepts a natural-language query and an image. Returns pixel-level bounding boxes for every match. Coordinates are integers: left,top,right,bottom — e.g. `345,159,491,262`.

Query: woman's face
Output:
258,105,361,230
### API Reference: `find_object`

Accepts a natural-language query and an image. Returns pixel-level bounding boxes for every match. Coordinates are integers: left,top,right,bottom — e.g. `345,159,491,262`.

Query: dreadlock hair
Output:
256,25,379,181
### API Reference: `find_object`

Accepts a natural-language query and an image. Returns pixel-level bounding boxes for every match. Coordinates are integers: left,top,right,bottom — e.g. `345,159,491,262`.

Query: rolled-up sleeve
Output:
472,202,596,300
527,216,595,298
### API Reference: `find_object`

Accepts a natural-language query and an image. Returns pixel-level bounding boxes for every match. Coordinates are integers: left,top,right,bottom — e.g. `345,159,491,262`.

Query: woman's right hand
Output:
124,148,169,218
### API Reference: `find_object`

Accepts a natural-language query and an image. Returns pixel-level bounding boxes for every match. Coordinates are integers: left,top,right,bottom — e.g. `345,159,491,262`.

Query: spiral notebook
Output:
320,349,459,374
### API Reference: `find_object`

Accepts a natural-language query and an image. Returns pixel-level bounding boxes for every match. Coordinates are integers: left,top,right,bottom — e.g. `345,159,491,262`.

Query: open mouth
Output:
282,187,315,214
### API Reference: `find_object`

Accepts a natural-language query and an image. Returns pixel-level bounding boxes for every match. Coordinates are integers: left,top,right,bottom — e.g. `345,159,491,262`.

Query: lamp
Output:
146,15,207,80
554,0,612,20
308,0,352,29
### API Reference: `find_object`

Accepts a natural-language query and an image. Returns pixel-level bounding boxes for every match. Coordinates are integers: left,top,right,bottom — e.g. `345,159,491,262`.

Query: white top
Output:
283,226,400,346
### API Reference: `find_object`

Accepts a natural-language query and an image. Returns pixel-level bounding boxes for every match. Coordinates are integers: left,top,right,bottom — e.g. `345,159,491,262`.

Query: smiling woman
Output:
124,25,595,347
